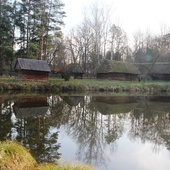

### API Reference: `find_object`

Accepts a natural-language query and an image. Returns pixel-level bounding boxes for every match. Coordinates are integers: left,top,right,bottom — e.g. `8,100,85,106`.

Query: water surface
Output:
0,93,170,170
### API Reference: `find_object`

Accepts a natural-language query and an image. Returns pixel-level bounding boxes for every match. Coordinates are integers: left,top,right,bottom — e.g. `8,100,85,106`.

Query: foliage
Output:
0,0,66,74
0,0,15,75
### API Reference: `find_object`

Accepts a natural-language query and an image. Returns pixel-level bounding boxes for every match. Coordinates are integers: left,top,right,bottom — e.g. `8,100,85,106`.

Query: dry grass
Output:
0,141,37,170
0,141,96,170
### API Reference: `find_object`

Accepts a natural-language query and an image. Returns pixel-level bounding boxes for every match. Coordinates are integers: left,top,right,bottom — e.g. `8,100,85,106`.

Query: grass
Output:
1,76,170,93
0,141,96,170
0,141,36,170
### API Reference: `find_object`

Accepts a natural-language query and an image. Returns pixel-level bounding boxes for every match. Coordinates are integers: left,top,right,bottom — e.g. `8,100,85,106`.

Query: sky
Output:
62,0,170,38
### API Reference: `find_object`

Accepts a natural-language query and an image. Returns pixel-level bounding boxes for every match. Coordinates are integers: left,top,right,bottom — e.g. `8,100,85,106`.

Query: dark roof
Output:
135,63,170,74
96,60,140,74
64,63,84,74
14,58,51,72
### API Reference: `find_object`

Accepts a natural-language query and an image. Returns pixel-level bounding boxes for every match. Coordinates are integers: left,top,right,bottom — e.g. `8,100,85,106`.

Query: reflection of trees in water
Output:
12,95,61,163
2,94,170,165
129,96,170,153
0,96,14,140
54,95,170,163
54,96,127,166
15,116,60,163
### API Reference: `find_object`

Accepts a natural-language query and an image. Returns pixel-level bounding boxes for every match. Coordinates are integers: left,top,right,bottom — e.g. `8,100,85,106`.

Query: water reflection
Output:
13,96,49,118
1,94,170,169
0,94,61,163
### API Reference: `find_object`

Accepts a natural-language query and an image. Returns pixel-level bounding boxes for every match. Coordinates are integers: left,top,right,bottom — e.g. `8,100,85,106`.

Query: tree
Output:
15,0,65,60
48,33,67,74
108,24,127,61
88,2,111,64
64,1,112,77
0,0,14,75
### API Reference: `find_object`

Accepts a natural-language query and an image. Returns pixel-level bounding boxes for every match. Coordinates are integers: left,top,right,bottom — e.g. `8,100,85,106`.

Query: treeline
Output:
64,2,170,77
1,1,170,77
0,0,65,75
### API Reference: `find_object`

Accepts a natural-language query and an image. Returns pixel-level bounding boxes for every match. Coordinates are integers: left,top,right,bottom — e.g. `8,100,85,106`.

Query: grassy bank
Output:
1,77,170,94
0,141,95,170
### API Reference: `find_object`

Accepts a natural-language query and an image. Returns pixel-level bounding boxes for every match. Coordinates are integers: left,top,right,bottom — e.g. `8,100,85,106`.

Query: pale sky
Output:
62,0,170,38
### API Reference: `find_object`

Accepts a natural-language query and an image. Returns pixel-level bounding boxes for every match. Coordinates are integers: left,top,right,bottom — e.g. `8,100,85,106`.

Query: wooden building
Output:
64,63,84,79
136,63,170,81
96,60,140,81
13,58,51,81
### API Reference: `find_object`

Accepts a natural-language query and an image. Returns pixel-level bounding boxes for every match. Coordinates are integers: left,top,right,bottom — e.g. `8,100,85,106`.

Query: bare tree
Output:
87,2,111,63
108,24,127,61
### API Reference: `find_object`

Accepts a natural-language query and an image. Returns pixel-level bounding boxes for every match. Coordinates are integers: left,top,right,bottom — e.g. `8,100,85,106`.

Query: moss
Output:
96,59,139,74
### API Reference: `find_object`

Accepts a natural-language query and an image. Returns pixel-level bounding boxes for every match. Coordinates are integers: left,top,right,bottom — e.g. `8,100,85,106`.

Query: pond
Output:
1,93,170,170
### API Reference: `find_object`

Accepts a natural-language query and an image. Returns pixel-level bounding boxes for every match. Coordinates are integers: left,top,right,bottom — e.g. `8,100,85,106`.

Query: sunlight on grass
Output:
0,141,36,170
0,141,96,170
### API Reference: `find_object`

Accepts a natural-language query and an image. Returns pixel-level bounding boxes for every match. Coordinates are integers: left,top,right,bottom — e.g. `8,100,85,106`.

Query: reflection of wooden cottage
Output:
135,96,170,115
13,96,49,118
96,60,140,81
64,63,84,79
62,96,83,106
137,63,170,81
92,96,139,115
13,58,51,81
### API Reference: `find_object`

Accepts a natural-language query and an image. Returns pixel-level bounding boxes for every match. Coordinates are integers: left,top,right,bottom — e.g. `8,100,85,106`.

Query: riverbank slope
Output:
0,77,170,94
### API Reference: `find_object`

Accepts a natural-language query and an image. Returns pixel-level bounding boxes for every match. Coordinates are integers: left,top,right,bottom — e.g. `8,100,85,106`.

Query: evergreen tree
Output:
15,0,65,60
0,0,14,75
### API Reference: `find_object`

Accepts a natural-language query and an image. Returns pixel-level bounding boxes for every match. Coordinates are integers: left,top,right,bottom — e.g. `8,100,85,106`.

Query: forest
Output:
1,0,170,77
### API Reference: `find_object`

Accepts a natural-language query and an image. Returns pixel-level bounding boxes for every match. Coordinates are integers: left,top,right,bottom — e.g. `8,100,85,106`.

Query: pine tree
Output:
0,0,14,75
15,0,65,60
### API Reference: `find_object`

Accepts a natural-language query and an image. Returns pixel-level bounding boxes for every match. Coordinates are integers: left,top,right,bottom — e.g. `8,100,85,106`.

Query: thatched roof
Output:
96,60,140,74
64,63,84,74
14,58,51,72
135,62,170,74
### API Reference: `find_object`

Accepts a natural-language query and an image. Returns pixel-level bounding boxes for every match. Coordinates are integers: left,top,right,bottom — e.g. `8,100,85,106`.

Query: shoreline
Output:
0,78,170,94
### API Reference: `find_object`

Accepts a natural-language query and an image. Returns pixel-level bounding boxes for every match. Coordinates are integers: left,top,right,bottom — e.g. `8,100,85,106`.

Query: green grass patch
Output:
1,77,170,93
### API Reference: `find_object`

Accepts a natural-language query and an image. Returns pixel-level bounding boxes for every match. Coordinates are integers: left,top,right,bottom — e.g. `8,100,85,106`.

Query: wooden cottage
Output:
13,58,51,81
96,60,140,81
64,63,84,79
136,63,170,81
